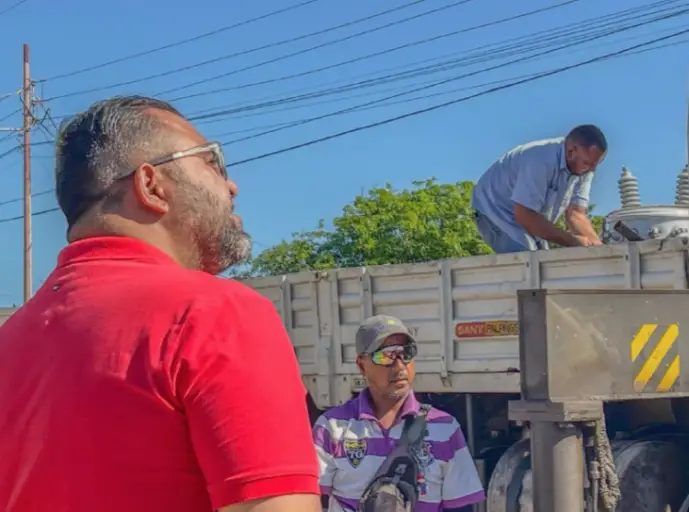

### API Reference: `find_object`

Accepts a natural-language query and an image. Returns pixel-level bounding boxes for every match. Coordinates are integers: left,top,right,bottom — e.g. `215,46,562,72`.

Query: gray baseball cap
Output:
355,314,417,355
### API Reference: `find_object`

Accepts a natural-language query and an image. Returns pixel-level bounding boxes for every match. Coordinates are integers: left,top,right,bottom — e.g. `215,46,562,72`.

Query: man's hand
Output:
573,234,594,247
514,203,582,247
566,205,602,245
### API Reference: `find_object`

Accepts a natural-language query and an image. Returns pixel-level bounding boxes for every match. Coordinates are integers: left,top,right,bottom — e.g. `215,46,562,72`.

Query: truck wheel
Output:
488,437,689,511
486,438,531,512
612,439,689,511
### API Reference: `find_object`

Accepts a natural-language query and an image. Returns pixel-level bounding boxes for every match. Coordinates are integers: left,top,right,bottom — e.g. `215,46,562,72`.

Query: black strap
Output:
370,404,430,483
358,404,432,511
400,404,430,446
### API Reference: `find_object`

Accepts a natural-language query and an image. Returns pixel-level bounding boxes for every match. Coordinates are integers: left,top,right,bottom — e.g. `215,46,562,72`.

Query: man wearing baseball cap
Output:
312,315,485,511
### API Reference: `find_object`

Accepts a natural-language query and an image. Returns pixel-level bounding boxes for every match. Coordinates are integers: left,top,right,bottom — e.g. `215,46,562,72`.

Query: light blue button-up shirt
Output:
472,137,593,247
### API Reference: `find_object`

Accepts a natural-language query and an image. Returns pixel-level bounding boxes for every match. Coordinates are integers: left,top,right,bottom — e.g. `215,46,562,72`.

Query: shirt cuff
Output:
570,197,589,208
208,474,320,509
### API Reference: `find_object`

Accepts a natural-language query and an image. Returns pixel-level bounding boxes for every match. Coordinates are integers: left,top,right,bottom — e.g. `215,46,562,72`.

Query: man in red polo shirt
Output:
0,96,320,512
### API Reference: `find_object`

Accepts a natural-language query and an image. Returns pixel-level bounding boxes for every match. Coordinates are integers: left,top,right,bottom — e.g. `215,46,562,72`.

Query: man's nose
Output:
226,178,238,198
393,358,407,370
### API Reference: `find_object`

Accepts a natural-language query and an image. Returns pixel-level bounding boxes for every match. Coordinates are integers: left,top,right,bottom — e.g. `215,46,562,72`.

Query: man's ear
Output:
132,163,169,215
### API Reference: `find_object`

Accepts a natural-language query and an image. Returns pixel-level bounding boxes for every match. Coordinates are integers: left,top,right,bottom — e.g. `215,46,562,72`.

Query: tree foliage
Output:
234,179,608,278
240,179,492,277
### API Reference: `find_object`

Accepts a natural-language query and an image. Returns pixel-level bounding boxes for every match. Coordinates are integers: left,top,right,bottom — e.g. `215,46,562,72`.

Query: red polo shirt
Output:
0,236,319,512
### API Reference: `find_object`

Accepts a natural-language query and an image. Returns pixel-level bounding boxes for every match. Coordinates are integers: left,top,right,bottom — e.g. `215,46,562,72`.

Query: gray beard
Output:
175,178,252,275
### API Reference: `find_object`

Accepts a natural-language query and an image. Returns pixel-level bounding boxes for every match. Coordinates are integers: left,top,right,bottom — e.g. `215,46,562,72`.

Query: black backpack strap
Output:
399,405,430,446
357,404,433,511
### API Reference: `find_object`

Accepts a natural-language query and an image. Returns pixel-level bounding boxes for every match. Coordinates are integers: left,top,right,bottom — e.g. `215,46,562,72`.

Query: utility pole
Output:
22,43,31,304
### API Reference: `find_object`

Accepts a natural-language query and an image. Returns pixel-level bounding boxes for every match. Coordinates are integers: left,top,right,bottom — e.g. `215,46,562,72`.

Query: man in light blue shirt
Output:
472,125,607,253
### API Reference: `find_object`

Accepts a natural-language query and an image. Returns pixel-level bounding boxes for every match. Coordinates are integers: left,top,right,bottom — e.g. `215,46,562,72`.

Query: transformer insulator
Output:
618,167,641,209
675,166,689,206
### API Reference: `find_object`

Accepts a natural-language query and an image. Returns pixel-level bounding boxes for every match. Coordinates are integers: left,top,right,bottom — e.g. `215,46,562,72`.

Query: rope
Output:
588,419,621,511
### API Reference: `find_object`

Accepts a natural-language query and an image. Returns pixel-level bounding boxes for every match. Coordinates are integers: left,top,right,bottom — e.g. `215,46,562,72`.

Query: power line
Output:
190,0,678,118
39,0,323,82
184,1,681,124
46,0,580,123
155,0,480,97
223,26,689,168
44,0,679,124
202,27,688,132
0,0,27,16
0,91,17,105
0,145,20,161
0,189,52,208
204,33,689,138
189,3,689,134
219,9,689,144
175,0,587,104
0,207,58,225
28,31,689,149
243,35,689,131
5,29,685,212
43,0,466,100
0,107,21,126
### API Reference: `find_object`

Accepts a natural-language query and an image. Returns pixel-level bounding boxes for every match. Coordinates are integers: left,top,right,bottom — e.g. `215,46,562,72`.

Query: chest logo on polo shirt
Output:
343,438,367,468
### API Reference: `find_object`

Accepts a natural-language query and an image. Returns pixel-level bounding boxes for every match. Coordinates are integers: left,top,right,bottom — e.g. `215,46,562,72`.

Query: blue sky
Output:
0,0,687,305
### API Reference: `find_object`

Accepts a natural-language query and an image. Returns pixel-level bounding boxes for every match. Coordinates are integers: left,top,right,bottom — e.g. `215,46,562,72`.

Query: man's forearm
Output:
514,205,579,247
566,208,601,243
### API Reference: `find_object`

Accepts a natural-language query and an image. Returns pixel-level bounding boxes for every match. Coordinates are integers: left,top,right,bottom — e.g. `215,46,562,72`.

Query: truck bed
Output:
239,239,689,407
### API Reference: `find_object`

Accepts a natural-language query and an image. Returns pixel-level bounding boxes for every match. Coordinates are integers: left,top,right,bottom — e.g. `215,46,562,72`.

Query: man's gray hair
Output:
55,95,183,228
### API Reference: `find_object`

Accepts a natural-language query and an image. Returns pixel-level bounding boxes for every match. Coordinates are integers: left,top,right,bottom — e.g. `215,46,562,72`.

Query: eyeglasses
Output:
370,344,417,367
119,141,227,180
65,141,228,228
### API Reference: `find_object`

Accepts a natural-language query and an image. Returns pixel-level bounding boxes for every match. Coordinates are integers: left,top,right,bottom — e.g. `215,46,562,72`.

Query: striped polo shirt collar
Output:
356,388,420,422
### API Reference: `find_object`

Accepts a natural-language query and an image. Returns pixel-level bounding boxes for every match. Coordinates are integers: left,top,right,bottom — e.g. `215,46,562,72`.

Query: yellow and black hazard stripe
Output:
631,323,680,393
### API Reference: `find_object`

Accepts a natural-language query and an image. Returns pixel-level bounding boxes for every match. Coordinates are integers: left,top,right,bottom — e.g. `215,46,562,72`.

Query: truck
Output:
238,166,689,511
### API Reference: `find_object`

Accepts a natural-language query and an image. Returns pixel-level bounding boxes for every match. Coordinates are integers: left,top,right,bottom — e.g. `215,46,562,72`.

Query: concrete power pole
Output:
22,43,31,304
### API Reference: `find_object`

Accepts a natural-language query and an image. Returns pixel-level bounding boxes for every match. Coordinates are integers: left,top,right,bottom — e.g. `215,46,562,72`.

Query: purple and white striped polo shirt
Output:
312,390,485,512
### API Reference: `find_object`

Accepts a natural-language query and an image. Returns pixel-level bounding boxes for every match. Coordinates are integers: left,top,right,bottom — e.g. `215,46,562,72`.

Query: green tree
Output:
239,181,608,278
245,179,492,277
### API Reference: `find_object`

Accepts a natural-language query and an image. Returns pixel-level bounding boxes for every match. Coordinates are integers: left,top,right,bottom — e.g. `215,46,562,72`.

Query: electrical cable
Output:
0,107,21,126
222,26,689,168
42,0,433,100
181,0,683,116
173,0,593,104
0,145,20,161
200,26,689,131
3,31,685,215
0,0,27,16
211,7,689,144
187,4,686,125
44,0,679,124
0,207,59,224
158,0,572,98
39,0,323,82
175,0,685,119
0,189,53,208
